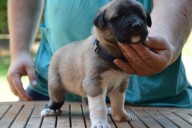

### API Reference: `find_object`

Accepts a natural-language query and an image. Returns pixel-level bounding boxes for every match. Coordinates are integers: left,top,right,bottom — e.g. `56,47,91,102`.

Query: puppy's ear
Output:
146,12,152,27
93,10,106,29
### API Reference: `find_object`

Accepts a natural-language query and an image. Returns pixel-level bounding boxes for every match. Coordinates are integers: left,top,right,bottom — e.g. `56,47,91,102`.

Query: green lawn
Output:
0,0,8,33
182,38,192,83
0,56,9,76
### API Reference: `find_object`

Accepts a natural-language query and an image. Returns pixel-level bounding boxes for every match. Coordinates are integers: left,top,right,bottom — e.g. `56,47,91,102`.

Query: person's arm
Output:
114,0,192,76
7,0,44,100
149,0,192,63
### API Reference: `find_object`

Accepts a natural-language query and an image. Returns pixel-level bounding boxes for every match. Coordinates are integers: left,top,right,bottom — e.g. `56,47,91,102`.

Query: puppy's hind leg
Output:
41,66,66,116
108,80,133,122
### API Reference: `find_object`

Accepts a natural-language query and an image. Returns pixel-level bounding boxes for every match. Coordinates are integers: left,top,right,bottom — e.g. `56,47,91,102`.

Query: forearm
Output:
150,0,192,63
8,0,44,60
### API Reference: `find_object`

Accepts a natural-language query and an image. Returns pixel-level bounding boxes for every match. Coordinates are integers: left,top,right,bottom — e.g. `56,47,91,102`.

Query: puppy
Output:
41,0,151,127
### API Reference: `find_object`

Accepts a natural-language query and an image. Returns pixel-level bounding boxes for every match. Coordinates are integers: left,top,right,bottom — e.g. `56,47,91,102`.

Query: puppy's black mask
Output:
94,0,152,44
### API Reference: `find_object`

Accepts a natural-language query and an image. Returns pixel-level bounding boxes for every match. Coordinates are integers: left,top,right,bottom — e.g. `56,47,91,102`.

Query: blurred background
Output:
0,1,192,102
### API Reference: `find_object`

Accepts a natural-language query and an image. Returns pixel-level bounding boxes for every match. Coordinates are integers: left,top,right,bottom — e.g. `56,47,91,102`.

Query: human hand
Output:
114,36,174,76
7,53,37,100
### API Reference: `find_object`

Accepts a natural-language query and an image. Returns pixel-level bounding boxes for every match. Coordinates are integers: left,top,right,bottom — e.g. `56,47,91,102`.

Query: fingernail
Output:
114,59,118,63
118,42,123,46
118,42,125,48
31,80,38,86
114,59,121,64
146,37,149,41
114,59,117,64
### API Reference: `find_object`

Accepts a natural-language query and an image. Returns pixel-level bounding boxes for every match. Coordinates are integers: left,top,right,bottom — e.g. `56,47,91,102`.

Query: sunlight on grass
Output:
0,76,28,101
182,33,192,83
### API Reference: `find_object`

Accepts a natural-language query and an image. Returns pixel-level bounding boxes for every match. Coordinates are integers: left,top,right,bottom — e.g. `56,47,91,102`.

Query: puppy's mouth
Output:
114,27,148,44
131,35,141,44
116,35,142,44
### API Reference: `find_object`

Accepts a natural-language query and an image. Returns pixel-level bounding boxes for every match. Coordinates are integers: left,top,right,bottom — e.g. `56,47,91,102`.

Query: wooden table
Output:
0,102,192,128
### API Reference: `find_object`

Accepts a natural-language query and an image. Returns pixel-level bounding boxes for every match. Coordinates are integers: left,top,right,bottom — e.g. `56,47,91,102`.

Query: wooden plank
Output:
107,115,117,128
144,109,178,128
106,107,132,128
160,110,192,128
81,104,91,128
141,106,192,114
0,102,191,128
0,103,23,128
0,104,11,120
70,103,86,128
10,104,35,128
130,107,163,128
174,112,192,125
108,114,131,128
25,104,46,128
125,107,147,128
41,116,56,128
81,104,117,128
57,103,70,128
40,103,57,128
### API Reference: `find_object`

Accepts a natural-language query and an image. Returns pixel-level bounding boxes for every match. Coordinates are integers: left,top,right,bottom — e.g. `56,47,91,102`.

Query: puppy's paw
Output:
91,123,111,128
112,111,133,122
41,108,62,116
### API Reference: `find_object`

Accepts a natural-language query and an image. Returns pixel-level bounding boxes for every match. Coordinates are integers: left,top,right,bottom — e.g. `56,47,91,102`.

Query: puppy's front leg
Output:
88,94,111,128
108,80,133,122
83,75,111,128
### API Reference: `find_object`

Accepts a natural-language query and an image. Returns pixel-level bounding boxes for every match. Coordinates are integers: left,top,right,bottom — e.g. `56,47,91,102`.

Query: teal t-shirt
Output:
29,0,192,107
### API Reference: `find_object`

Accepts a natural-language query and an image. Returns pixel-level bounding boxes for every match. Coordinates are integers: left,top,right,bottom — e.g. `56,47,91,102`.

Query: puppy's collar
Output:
93,39,121,63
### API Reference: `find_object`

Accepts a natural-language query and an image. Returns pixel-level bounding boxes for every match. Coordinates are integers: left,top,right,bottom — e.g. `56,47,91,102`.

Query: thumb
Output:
144,37,168,50
26,65,37,86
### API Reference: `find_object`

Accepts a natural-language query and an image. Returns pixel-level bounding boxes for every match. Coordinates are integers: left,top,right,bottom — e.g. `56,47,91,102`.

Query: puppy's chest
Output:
101,70,128,88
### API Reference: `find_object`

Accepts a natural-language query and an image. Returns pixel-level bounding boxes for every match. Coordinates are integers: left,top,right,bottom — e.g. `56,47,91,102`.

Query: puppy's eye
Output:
142,16,146,21
138,14,145,21
111,15,121,21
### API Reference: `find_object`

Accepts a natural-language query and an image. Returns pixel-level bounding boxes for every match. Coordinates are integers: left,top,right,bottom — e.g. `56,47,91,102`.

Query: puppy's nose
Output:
132,23,142,32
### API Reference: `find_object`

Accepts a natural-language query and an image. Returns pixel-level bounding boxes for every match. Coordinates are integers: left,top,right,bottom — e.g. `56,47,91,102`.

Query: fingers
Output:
131,38,171,70
6,55,35,101
115,37,172,76
129,43,166,69
26,64,37,86
114,59,136,74
7,79,18,96
12,74,32,100
7,72,32,101
144,37,167,50
116,43,156,75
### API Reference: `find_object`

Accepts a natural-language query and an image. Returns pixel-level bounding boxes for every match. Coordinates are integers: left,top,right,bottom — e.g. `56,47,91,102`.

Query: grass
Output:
0,0,8,33
182,38,192,83
183,37,192,56
0,56,9,76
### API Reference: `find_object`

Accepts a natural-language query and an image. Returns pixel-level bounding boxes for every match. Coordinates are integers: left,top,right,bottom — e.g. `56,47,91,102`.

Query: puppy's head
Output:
94,0,151,44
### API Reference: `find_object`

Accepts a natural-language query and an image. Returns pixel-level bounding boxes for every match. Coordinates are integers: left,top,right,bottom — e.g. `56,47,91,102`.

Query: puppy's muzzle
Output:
131,23,142,32
116,21,148,44
130,22,148,44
